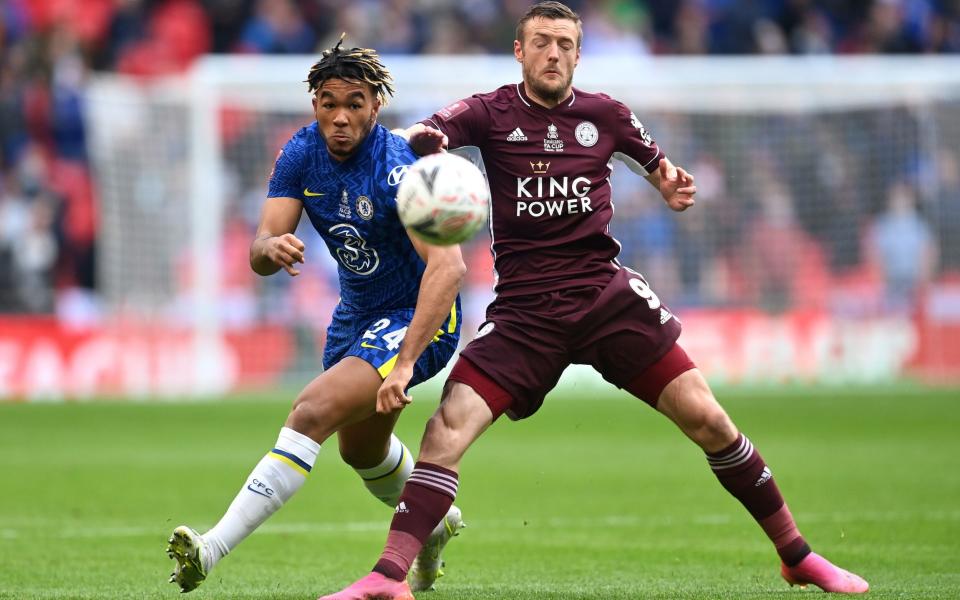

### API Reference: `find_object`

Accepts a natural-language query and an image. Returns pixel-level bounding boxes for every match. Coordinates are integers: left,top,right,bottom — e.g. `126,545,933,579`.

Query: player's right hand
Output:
377,364,414,414
405,123,448,156
264,233,305,276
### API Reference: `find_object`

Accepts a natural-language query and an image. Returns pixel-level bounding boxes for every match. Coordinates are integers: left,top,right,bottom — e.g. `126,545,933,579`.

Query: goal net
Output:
82,55,960,396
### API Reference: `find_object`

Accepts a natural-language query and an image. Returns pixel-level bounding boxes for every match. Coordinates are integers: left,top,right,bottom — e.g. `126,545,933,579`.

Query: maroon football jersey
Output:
423,82,665,297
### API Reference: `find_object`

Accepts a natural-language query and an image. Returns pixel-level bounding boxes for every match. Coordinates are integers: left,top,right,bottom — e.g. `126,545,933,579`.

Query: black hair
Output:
305,33,395,105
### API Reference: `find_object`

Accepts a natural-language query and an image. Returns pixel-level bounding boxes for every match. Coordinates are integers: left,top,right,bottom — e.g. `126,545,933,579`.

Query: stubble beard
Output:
524,64,573,106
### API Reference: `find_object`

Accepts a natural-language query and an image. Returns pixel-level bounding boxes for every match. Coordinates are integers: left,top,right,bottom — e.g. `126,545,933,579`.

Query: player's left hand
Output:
405,123,448,156
658,158,696,212
376,364,414,414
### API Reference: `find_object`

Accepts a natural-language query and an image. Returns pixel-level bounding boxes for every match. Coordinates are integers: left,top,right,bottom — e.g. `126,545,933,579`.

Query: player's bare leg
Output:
654,367,868,593
168,358,382,592
285,358,385,441
338,412,401,469
319,380,491,599
338,410,408,504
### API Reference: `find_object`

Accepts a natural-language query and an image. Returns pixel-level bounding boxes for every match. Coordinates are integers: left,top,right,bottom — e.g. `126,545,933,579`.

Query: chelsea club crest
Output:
356,195,374,220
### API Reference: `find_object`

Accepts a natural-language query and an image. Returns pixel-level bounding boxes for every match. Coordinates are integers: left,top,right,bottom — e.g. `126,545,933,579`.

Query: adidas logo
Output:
755,466,772,487
659,308,673,325
395,501,410,514
507,127,528,142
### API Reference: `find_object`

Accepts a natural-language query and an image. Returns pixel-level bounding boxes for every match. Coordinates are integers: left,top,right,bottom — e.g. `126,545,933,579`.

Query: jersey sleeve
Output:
419,96,491,150
612,101,666,176
267,136,305,199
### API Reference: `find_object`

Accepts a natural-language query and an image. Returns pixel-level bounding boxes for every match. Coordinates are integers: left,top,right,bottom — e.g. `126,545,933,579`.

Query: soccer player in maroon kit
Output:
321,3,869,598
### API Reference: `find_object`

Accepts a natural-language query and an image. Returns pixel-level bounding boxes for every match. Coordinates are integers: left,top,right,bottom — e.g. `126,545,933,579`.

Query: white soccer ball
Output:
396,152,489,246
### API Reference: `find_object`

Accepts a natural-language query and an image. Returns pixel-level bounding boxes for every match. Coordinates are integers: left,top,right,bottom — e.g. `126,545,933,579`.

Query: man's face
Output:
514,17,580,105
312,78,380,161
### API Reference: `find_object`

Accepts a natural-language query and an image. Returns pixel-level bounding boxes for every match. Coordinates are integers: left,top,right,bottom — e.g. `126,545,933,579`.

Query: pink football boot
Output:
781,552,869,593
317,572,415,600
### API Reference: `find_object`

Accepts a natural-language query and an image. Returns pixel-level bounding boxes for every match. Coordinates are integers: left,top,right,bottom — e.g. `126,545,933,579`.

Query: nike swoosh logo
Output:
360,342,385,351
246,484,273,498
303,188,325,197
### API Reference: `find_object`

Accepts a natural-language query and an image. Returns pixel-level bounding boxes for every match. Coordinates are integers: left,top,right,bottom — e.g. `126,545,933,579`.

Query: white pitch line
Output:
4,509,959,540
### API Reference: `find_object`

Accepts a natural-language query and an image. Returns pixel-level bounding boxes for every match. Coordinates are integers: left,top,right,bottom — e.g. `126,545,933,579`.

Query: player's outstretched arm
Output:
393,123,448,156
645,158,697,212
250,196,305,276
376,236,466,414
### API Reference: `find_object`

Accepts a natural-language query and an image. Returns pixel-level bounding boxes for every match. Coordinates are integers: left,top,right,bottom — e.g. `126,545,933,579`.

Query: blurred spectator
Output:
422,10,488,54
0,145,62,313
865,180,938,312
933,147,960,272
237,0,315,54
738,174,829,312
709,0,775,54
13,194,58,313
206,0,255,53
580,1,652,55
672,153,738,307
778,0,834,54
852,0,926,53
115,0,210,76
45,23,88,161
370,0,429,54
668,1,711,54
94,0,150,70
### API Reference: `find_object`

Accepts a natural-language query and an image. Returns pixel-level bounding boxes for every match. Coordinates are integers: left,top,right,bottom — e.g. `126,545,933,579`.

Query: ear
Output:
371,98,381,120
514,39,523,62
311,96,318,112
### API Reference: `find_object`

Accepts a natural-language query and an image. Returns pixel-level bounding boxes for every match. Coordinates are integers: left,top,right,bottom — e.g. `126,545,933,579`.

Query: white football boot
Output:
407,505,466,592
166,525,209,593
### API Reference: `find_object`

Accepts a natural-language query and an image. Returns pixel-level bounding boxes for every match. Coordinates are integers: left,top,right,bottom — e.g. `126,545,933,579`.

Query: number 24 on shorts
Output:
362,318,408,351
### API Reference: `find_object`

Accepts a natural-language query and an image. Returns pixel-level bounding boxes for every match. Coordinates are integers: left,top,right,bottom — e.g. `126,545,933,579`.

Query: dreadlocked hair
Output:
305,34,395,105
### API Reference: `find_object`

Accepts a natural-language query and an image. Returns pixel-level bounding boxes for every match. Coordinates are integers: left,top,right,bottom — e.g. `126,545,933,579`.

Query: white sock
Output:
201,427,320,569
352,434,413,507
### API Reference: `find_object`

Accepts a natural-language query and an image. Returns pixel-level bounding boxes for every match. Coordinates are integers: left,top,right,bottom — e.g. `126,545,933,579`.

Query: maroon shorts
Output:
448,268,691,420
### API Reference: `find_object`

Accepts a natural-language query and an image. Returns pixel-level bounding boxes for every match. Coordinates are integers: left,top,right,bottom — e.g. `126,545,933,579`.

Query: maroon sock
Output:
707,434,811,566
372,462,458,581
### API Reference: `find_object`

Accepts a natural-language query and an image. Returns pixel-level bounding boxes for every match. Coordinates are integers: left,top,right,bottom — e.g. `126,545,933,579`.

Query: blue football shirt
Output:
268,122,424,312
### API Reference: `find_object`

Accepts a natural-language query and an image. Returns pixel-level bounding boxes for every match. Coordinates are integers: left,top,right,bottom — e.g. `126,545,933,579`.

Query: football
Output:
396,152,490,246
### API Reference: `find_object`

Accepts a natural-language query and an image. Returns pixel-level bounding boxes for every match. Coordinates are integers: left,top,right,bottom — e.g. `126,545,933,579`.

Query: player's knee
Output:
287,395,338,441
418,412,465,466
337,436,387,469
422,411,454,446
693,406,738,451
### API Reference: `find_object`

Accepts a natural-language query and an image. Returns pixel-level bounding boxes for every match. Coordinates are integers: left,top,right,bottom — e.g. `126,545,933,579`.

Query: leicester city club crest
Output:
575,121,599,147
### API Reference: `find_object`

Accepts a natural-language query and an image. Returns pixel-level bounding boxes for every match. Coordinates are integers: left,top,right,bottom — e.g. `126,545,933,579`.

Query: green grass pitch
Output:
1,384,958,599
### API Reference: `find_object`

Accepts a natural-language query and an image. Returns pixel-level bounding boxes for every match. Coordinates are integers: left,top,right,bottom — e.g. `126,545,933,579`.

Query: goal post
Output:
75,55,960,398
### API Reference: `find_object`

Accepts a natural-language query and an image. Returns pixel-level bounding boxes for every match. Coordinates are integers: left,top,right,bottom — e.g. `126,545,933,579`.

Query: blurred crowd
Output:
1,0,959,318
608,109,958,316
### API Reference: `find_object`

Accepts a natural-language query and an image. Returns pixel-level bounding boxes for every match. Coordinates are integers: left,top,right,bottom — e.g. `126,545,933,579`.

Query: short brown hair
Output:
516,1,583,47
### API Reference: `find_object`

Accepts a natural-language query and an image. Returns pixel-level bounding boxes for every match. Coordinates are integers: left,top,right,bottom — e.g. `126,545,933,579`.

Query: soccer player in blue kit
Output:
166,39,465,594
